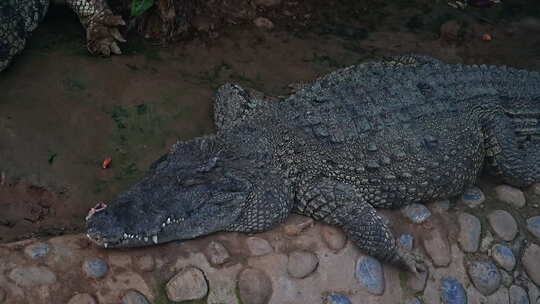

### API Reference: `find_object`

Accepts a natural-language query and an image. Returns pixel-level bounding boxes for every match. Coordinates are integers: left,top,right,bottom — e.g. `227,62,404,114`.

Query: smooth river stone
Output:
494,185,526,208
491,244,516,271
287,250,319,278
83,258,109,278
8,266,57,287
166,267,208,302
440,277,467,304
327,293,352,304
522,243,540,286
527,216,540,240
355,256,385,295
23,242,51,259
467,261,502,296
458,212,481,252
237,268,273,304
488,210,518,241
401,203,432,223
509,285,529,304
460,187,485,207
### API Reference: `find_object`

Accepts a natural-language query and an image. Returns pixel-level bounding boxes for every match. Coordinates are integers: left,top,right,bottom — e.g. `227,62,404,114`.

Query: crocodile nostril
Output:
94,202,108,211
85,202,108,220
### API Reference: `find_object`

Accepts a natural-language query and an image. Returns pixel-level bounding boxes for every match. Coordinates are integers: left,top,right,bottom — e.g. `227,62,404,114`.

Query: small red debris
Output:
101,157,112,169
482,33,492,41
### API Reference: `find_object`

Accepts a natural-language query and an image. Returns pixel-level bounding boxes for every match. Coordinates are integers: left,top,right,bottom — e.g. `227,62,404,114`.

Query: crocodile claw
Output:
395,244,427,276
86,13,126,56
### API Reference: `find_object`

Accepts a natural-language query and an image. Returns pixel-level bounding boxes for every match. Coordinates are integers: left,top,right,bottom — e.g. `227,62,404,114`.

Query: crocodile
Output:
0,0,125,72
85,55,540,272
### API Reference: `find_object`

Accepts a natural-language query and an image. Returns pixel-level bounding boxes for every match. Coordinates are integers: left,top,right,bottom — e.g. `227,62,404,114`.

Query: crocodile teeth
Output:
104,243,108,248
162,223,166,227
123,233,128,238
167,218,171,224
144,237,148,242
152,235,158,244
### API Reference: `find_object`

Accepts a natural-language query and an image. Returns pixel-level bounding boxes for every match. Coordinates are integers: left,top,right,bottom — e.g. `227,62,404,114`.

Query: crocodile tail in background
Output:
0,0,49,72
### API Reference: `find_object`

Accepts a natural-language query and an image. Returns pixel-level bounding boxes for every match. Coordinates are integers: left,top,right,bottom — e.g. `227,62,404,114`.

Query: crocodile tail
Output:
0,0,50,72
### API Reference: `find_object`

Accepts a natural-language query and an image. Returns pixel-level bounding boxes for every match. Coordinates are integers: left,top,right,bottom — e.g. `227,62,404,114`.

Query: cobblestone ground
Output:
0,180,539,304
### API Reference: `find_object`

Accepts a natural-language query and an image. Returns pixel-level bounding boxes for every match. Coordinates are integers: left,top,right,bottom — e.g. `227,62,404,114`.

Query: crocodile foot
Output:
395,244,427,276
86,11,126,56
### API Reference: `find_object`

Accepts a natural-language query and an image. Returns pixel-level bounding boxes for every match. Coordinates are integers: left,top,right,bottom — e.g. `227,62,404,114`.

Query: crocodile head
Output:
85,136,251,248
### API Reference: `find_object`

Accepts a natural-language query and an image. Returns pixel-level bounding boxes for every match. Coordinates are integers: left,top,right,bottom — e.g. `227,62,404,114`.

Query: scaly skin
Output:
85,55,540,272
0,0,124,72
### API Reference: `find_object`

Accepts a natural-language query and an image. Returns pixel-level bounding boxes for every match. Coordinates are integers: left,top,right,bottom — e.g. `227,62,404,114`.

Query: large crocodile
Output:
0,0,125,72
85,55,540,272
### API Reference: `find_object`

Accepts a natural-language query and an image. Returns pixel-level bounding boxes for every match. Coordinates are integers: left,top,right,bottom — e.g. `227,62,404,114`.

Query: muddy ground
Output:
0,0,539,243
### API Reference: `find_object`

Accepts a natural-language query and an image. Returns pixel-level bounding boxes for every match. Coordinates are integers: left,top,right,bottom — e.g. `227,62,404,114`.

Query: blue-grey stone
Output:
401,203,432,223
492,244,516,271
509,285,529,304
527,216,540,240
121,290,150,304
460,187,485,207
467,261,501,296
8,266,57,287
494,185,526,208
399,234,414,251
522,243,540,286
24,242,50,259
488,210,518,241
440,278,467,304
355,256,385,295
83,258,109,278
327,293,352,304
458,213,481,253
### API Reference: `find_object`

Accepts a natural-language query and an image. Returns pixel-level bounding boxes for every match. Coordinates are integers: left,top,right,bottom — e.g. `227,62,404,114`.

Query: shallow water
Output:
1,0,539,242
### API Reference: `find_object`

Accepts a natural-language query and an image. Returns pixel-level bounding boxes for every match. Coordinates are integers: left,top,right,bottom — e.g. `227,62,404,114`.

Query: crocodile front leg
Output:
295,178,425,273
62,0,126,56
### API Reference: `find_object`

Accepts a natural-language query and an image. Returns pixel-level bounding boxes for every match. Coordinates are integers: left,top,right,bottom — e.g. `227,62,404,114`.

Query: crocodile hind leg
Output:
484,110,540,187
295,178,425,273
61,0,126,56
